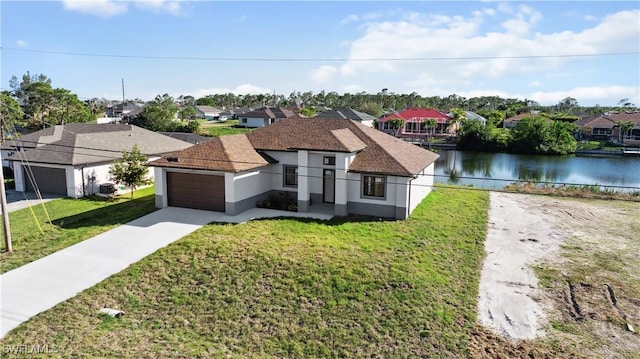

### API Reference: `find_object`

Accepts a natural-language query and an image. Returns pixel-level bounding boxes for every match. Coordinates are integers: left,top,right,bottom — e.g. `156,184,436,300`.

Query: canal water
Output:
433,150,640,191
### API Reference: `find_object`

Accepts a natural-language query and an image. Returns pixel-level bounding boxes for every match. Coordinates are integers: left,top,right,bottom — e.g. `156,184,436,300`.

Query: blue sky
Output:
1,1,639,107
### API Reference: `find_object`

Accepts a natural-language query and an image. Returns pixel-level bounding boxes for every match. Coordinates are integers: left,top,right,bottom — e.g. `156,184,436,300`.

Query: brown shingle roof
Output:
148,134,269,172
150,117,439,176
247,117,438,176
575,112,640,128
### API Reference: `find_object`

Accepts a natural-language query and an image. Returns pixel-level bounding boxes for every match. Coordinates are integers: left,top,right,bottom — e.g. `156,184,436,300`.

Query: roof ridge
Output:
218,135,240,172
356,125,416,175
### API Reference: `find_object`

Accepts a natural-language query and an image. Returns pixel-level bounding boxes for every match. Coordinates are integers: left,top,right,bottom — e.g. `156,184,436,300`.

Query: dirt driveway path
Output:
477,191,640,357
478,192,566,340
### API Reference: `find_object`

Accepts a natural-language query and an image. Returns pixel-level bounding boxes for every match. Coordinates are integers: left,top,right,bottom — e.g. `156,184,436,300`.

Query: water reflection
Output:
434,150,640,190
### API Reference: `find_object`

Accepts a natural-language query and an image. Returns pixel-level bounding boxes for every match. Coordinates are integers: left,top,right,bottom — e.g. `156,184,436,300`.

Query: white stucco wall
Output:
265,151,298,190
230,170,271,203
407,163,435,215
244,117,268,128
346,172,399,206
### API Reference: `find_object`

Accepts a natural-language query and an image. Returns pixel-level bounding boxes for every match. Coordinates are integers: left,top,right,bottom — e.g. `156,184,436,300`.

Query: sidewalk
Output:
0,206,333,338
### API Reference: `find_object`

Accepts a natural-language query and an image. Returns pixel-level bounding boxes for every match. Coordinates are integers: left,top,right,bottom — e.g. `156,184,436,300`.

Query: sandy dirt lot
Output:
475,192,640,358
478,191,564,340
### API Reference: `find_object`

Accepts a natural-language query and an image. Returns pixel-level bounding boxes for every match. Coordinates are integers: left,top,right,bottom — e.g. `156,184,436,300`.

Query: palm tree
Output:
447,109,466,135
615,121,636,144
422,118,438,148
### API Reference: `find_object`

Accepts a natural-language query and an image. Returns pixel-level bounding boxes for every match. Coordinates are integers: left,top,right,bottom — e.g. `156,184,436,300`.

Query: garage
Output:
167,172,225,211
24,166,67,195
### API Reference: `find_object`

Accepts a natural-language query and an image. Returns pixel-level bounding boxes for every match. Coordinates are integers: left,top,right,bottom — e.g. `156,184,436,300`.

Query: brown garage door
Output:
167,172,225,211
24,166,67,195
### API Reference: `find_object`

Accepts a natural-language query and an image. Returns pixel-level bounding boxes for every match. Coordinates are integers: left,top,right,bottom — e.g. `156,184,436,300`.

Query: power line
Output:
5,137,640,192
1,47,638,62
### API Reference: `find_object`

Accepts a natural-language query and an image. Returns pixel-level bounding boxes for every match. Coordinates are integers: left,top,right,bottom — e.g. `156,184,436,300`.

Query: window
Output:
323,156,336,166
362,175,385,198
283,166,298,187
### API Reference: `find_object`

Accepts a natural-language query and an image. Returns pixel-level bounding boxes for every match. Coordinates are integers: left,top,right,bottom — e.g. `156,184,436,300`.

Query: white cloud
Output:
527,80,543,88
310,65,337,84
61,0,185,16
342,84,365,93
16,39,28,48
584,14,597,22
232,14,247,23
134,0,183,15
530,85,640,106
61,0,127,17
340,11,389,25
188,84,272,98
328,8,638,91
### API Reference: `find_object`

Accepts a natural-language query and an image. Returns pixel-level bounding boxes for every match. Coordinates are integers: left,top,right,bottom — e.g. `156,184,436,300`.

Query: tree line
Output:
1,72,636,136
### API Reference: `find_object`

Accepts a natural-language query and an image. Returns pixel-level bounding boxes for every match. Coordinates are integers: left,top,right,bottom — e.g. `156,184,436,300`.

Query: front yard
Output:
0,187,157,274
0,187,490,357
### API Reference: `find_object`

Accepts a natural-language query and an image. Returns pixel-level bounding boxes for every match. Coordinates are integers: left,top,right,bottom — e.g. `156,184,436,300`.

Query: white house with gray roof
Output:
3,123,192,198
315,108,378,128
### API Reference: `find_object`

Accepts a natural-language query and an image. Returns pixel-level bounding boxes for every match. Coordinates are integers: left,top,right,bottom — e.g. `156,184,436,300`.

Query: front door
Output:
323,169,335,203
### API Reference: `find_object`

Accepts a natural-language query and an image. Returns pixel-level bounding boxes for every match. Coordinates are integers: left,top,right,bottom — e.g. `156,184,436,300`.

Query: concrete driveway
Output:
2,190,61,213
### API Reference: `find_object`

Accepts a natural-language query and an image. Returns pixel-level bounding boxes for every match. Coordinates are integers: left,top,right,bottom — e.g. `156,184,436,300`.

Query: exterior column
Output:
297,150,309,212
334,153,350,216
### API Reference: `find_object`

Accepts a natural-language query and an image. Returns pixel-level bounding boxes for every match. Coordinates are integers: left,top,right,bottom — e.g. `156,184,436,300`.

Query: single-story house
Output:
159,132,212,145
315,108,378,128
574,112,640,144
502,112,549,129
149,117,439,219
378,108,450,136
3,123,193,197
196,106,226,121
238,107,295,128
106,102,143,118
447,111,488,126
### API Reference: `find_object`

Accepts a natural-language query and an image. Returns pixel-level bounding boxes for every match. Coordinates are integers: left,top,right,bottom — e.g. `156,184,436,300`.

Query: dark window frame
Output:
283,165,298,187
361,174,386,199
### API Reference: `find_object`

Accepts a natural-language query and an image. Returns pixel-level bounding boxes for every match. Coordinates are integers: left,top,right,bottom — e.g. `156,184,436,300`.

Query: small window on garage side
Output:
362,175,385,198
323,156,336,166
283,165,298,187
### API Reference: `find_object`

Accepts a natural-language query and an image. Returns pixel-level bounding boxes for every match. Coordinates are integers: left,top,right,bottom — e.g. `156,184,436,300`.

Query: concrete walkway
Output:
2,190,61,213
0,206,333,338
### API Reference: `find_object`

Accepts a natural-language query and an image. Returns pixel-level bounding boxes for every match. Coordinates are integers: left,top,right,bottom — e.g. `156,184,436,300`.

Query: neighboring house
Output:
502,112,550,129
315,108,378,128
575,112,640,144
195,106,226,121
3,123,192,198
238,107,295,128
149,117,439,220
447,111,488,126
106,102,143,118
378,108,450,136
159,132,212,145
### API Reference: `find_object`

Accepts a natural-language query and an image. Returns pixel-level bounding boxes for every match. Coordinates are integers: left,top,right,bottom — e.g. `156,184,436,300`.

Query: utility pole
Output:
122,78,125,103
0,151,12,252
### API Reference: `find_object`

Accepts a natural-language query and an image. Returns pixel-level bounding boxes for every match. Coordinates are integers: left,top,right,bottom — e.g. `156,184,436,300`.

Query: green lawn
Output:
0,187,490,357
0,187,157,274
200,119,254,137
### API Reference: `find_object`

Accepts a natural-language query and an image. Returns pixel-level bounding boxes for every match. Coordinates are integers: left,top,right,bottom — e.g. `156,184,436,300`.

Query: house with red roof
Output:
377,108,451,137
149,116,439,220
